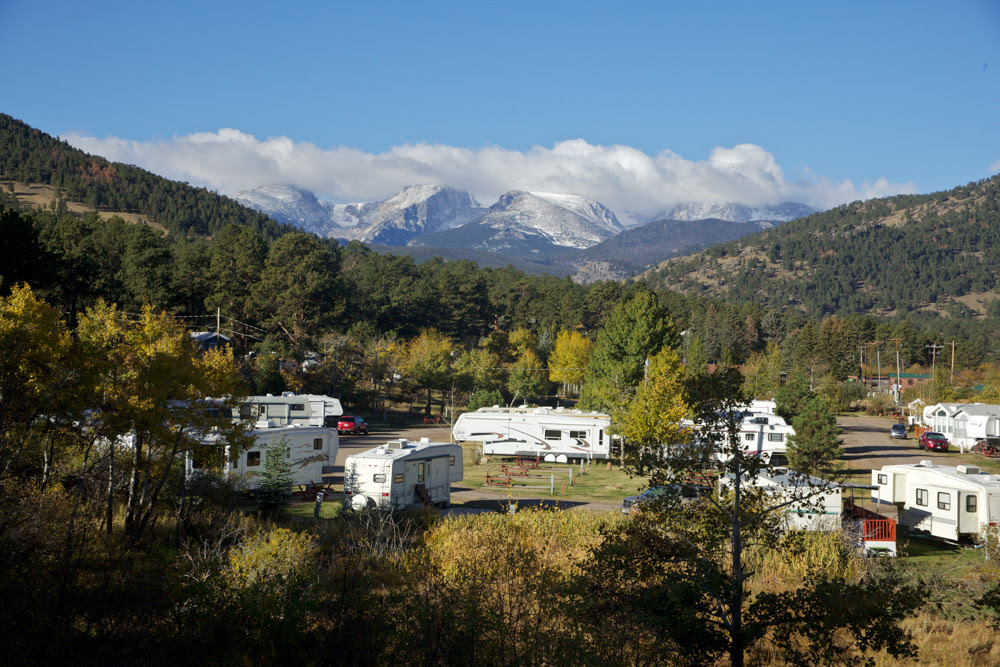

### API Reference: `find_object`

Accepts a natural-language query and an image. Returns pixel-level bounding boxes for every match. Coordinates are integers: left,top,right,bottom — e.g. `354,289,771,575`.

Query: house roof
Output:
190,331,231,342
953,403,1000,418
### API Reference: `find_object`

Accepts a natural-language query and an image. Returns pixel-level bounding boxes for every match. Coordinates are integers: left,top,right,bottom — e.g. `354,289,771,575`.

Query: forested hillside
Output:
0,114,288,240
648,176,1000,317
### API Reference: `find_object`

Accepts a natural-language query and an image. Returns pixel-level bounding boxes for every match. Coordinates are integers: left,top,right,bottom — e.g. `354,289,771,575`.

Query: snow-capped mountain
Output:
234,184,344,236
656,201,814,223
472,190,624,249
347,185,486,245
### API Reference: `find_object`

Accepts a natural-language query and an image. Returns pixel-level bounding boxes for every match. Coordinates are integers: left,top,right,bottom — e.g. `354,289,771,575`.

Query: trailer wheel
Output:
556,454,568,463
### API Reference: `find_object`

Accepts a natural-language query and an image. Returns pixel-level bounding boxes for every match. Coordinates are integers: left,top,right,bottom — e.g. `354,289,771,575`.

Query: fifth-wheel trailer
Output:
452,406,613,462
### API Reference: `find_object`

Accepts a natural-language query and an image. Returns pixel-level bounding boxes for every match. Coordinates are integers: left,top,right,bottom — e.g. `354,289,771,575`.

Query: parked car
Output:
917,431,948,452
336,415,369,435
620,483,710,514
889,423,908,439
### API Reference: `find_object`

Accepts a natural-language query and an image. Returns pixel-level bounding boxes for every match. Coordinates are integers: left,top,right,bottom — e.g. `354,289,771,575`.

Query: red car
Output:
918,431,949,452
336,415,369,435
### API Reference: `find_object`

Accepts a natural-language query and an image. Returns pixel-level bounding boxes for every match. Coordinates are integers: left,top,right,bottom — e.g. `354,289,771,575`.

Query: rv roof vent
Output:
957,465,980,475
387,439,408,450
255,420,274,429
282,391,295,397
420,437,430,444
919,459,933,467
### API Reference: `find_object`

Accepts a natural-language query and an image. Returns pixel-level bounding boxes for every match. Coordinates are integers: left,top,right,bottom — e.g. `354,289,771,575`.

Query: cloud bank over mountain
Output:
63,130,916,218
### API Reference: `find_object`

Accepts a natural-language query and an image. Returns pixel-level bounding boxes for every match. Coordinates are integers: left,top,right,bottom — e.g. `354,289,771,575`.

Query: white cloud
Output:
63,130,917,218
990,158,1000,174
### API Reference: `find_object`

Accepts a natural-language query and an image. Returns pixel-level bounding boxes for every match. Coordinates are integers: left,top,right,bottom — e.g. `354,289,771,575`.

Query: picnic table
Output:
291,482,336,501
423,416,442,424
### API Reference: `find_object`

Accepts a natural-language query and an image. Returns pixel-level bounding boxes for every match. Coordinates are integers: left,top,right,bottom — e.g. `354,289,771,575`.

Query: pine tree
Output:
788,397,843,475
257,436,295,514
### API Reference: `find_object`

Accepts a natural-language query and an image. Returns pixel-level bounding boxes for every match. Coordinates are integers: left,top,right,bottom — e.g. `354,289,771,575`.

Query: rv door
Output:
309,400,324,426
959,492,980,535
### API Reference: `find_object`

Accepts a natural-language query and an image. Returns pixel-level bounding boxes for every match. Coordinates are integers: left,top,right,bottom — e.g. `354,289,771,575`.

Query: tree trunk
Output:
123,432,143,537
730,456,745,667
106,441,115,535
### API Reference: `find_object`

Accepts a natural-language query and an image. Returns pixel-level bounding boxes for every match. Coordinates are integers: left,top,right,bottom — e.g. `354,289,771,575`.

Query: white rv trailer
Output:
233,393,343,427
191,425,339,488
452,406,613,462
719,468,842,532
688,412,795,462
871,461,1000,541
344,438,463,510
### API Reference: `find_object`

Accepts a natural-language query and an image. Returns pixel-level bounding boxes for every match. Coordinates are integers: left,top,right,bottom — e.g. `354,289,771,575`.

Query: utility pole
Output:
926,343,943,376
876,340,883,395
889,338,903,403
216,306,221,344
951,340,956,388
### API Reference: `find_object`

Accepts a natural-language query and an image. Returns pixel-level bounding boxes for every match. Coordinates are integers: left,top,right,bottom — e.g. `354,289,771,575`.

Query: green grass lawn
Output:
457,442,649,505
282,498,345,520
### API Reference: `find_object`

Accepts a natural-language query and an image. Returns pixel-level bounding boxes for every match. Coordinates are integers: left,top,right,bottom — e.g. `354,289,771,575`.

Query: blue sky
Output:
1,1,998,215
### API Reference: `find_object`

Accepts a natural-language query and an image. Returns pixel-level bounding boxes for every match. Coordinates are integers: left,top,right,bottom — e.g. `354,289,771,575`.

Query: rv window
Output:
767,433,784,442
449,456,456,466
418,463,425,483
313,438,323,450
937,492,951,511
967,495,977,512
239,404,254,419
877,474,887,485
394,473,404,483
915,488,928,506
247,451,261,467
373,474,386,483
291,403,306,411
745,434,755,441
599,430,603,445
569,430,586,439
544,430,561,440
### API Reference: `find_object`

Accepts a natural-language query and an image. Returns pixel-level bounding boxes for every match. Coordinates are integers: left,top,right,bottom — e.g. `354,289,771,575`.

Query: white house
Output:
922,402,966,437
951,404,1000,452
906,398,926,426
871,460,1000,541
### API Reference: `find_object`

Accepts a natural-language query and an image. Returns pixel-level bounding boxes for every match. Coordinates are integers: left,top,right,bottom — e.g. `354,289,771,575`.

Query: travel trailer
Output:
191,425,339,488
689,412,795,462
233,393,343,427
871,460,1000,541
719,469,842,531
343,438,463,510
452,406,613,462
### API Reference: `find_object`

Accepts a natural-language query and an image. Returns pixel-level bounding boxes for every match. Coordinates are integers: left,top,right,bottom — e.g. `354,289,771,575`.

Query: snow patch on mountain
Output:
234,184,344,236
475,190,624,249
656,201,815,223
349,185,486,245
